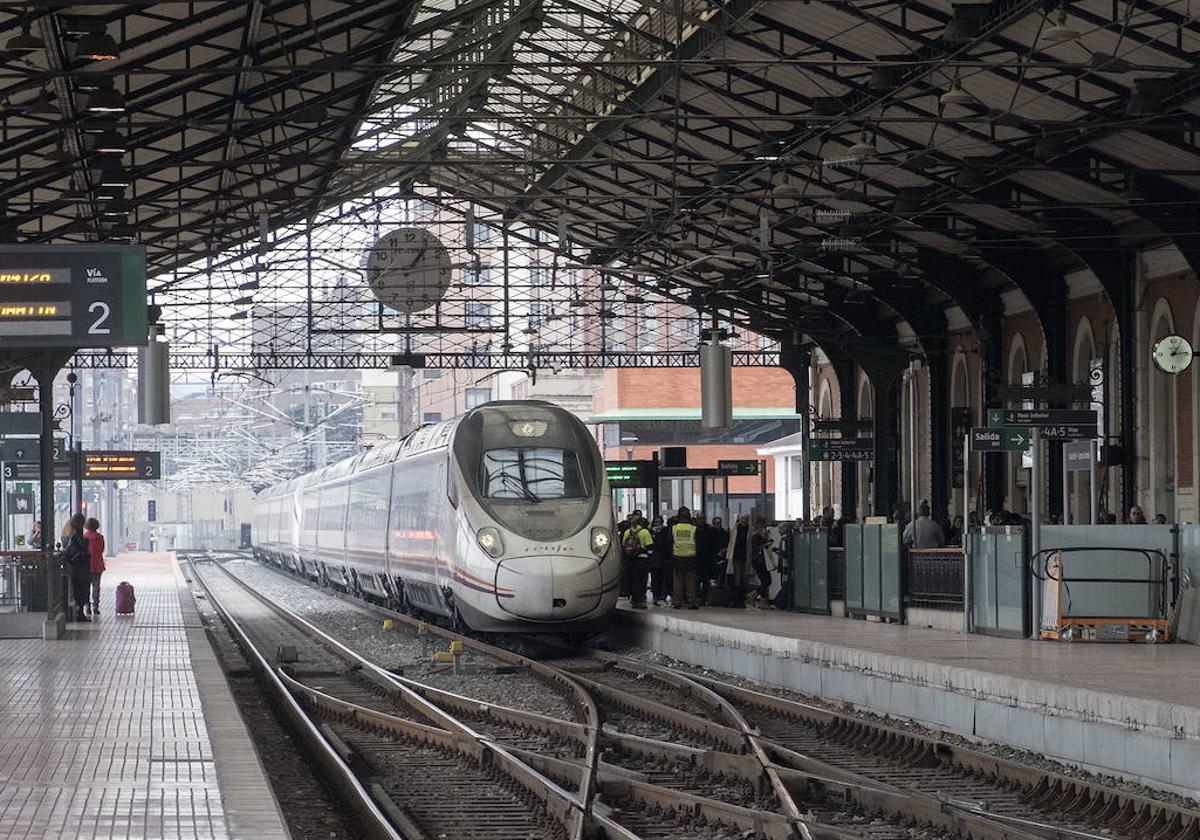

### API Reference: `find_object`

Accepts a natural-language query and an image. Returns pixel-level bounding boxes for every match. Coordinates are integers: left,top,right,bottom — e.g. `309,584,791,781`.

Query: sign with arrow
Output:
970,427,1031,452
808,439,874,461
986,408,1097,428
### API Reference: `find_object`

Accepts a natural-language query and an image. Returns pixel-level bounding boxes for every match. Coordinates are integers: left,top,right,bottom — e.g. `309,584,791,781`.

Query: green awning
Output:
588,407,801,422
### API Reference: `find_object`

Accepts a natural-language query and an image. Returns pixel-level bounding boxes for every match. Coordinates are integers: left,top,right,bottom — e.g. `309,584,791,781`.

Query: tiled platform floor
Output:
0,553,290,840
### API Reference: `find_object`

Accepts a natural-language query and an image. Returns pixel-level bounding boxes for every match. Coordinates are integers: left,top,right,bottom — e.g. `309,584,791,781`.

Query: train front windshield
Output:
455,405,603,541
481,448,589,501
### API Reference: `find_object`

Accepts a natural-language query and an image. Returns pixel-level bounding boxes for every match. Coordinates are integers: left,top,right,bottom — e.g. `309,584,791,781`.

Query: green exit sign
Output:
605,460,657,487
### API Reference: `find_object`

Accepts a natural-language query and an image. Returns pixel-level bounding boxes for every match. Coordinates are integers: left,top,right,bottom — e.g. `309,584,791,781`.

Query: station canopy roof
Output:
6,1,1200,357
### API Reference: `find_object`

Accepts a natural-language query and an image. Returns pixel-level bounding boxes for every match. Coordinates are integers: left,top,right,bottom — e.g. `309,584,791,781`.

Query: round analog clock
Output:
364,228,452,314
1152,333,1194,375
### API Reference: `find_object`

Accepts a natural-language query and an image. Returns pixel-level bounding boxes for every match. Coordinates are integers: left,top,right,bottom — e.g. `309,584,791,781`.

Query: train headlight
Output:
476,527,505,558
590,527,612,558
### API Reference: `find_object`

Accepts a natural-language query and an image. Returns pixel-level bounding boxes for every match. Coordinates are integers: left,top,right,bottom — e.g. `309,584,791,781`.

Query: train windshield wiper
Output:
489,470,541,503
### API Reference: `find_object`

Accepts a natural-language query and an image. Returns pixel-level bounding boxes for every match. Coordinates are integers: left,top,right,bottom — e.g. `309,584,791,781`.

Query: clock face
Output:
364,228,452,314
1152,333,1194,375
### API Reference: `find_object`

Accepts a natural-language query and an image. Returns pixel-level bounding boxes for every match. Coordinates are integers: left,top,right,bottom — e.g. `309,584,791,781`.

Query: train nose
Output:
495,555,602,621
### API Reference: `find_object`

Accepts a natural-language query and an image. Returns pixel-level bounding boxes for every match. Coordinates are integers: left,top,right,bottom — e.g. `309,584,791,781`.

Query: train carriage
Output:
252,400,619,634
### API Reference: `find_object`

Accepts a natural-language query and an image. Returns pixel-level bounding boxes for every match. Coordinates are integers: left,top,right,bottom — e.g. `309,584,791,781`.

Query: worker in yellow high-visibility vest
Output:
668,506,699,609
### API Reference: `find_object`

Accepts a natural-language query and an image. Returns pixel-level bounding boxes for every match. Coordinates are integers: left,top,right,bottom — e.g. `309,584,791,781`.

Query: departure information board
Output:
82,450,161,480
0,245,147,348
605,460,657,487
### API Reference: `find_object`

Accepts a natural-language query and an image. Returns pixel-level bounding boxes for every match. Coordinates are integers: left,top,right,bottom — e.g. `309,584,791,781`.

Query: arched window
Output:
857,373,874,520
1148,300,1176,522
1006,335,1029,514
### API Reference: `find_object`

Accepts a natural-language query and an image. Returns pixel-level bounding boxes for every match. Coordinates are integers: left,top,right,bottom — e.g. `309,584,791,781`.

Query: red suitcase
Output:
115,581,136,615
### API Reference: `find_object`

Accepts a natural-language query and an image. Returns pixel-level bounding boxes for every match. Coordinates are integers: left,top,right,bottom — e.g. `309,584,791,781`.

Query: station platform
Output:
613,604,1200,798
0,552,289,840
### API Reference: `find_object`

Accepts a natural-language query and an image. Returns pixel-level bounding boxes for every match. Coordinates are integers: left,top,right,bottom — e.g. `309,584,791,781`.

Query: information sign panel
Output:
812,417,873,433
605,460,657,487
7,462,71,480
716,459,759,476
0,412,41,435
1063,440,1094,472
1038,425,1098,441
0,438,66,462
970,427,1031,452
0,245,146,348
7,492,33,514
82,450,161,480
986,408,1098,428
808,439,873,461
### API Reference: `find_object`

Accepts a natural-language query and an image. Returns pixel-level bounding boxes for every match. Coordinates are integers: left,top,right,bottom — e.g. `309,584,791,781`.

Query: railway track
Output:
192,550,1200,840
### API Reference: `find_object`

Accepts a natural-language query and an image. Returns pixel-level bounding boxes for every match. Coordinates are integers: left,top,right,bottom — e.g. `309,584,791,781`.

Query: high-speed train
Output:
252,401,620,634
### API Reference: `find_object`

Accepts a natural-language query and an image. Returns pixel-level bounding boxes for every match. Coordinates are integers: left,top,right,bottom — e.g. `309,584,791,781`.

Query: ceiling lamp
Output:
1043,4,1080,44
90,129,126,155
846,132,876,162
1034,133,1067,161
76,29,120,61
942,4,989,42
716,205,738,228
25,88,61,117
292,103,327,124
519,2,545,33
1126,79,1166,116
82,87,125,113
773,173,802,198
940,78,975,108
91,160,131,187
6,24,45,54
41,142,73,164
101,198,131,216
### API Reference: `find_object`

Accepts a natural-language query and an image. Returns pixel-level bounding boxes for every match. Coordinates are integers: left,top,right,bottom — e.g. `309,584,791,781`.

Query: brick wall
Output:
603,366,796,410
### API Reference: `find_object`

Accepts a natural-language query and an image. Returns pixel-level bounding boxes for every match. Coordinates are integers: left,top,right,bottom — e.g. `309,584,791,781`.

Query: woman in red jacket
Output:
84,518,106,617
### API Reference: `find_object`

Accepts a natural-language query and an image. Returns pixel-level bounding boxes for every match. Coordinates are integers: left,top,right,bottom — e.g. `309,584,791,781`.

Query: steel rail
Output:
181,553,404,840
186,552,592,840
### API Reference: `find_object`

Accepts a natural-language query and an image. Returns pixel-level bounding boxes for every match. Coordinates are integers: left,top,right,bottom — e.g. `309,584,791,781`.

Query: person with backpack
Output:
648,515,670,605
60,514,91,623
83,518,106,617
622,516,653,608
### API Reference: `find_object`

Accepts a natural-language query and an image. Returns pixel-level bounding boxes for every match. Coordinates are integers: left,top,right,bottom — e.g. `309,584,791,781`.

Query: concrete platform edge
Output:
616,610,1200,799
173,556,293,840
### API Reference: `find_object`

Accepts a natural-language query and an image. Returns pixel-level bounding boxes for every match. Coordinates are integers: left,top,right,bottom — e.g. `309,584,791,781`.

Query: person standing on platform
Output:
1127,505,1147,525
84,518,106,617
30,521,43,549
669,507,699,609
710,517,729,595
902,502,945,549
693,513,715,604
649,515,670,605
60,514,90,623
749,518,773,608
621,516,652,608
723,514,751,608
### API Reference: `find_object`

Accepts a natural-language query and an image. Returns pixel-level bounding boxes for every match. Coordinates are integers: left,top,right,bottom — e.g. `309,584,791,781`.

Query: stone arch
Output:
1006,334,1030,514
1148,298,1176,521
856,371,874,519
1067,317,1098,523
817,378,835,517
950,350,971,518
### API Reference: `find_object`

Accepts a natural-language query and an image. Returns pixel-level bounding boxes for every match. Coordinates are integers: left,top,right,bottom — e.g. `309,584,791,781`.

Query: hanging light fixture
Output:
846,131,876,162
91,160,131,187
1043,3,1080,44
25,88,61,117
940,77,976,108
76,28,120,61
519,1,545,33
60,186,89,203
6,24,45,54
90,129,127,155
82,87,126,113
41,141,73,164
772,173,802,198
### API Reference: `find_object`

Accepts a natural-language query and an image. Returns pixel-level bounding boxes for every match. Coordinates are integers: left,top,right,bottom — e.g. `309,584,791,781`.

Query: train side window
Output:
446,456,458,508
